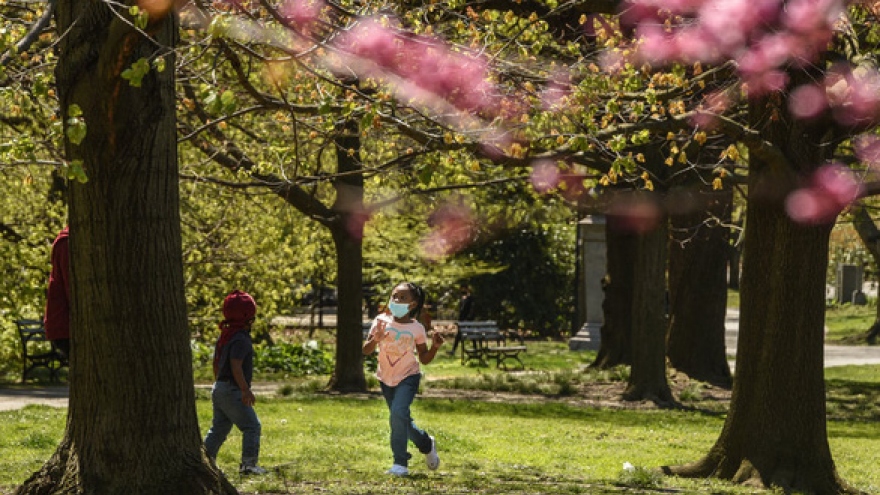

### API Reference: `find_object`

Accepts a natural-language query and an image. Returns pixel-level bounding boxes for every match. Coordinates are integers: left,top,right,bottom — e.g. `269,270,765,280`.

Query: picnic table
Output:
457,321,527,370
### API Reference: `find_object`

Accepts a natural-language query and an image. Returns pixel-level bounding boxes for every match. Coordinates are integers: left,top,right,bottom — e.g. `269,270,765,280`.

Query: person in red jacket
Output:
44,226,70,358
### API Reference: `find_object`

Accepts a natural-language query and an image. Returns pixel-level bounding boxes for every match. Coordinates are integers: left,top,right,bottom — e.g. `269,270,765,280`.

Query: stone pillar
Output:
570,215,606,350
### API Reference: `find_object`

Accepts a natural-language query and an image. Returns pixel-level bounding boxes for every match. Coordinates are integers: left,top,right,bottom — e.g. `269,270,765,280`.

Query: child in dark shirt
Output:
204,290,267,475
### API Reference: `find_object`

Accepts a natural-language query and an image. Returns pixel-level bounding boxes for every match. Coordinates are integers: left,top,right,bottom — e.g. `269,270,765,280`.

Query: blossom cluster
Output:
332,17,499,116
625,0,880,225
628,0,844,96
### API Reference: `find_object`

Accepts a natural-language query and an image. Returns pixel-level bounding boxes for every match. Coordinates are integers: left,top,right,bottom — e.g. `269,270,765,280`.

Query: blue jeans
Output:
204,381,262,465
380,373,432,467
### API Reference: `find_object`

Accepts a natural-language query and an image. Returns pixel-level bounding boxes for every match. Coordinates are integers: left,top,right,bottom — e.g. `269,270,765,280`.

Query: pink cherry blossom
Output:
626,0,843,102
421,202,476,260
530,160,561,193
540,71,573,111
786,163,861,224
788,83,827,120
813,163,861,206
607,196,663,234
827,69,880,126
786,189,838,224
854,135,880,169
335,18,402,71
559,174,587,202
333,18,498,116
279,0,325,35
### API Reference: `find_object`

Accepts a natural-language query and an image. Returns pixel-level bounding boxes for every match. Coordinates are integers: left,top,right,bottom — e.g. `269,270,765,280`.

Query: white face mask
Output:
388,301,411,318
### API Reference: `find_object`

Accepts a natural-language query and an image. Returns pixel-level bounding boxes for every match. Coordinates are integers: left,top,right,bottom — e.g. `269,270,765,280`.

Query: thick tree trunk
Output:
667,188,732,387
667,189,856,492
667,84,861,493
623,211,673,404
15,2,235,494
327,108,367,392
591,215,636,368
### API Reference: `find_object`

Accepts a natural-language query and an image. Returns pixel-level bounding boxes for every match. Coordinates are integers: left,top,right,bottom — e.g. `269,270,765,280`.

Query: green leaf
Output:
120,58,150,88
152,56,167,73
220,90,237,114
68,104,83,118
65,106,87,145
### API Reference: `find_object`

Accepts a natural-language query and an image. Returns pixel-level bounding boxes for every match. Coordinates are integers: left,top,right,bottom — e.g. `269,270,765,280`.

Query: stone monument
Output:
569,215,606,350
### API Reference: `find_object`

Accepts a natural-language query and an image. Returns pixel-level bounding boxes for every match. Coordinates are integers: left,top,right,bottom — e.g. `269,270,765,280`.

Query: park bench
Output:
457,321,527,370
15,319,68,383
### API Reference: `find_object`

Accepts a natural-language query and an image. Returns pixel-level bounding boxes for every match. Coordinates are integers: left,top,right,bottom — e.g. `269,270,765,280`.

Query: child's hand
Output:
373,319,389,342
431,332,445,347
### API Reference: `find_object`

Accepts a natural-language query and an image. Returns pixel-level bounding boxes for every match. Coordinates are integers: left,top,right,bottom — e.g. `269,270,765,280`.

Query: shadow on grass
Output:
825,378,880,427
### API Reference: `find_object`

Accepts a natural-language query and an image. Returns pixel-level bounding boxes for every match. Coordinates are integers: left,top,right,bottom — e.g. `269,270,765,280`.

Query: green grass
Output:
2,295,878,493
2,365,880,494
727,288,740,310
824,303,876,343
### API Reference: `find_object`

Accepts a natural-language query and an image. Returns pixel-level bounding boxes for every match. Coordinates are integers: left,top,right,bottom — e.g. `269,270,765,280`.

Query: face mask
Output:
388,301,411,318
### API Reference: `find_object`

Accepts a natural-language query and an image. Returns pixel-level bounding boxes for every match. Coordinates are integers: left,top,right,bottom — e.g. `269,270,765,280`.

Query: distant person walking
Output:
204,290,268,476
449,284,475,355
363,282,443,477
44,226,70,359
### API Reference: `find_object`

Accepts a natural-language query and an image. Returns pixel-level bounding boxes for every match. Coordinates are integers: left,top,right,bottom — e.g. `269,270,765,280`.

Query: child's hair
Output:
400,282,425,319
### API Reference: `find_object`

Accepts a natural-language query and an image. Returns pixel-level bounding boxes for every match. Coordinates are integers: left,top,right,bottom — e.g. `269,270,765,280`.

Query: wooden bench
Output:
15,319,68,383
457,321,526,369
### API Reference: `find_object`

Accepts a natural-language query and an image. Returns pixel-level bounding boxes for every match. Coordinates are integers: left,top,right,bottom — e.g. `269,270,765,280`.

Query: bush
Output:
254,341,333,376
191,340,334,378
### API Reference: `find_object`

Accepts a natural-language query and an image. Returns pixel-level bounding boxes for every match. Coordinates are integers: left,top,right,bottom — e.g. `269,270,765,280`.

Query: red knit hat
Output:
223,290,256,325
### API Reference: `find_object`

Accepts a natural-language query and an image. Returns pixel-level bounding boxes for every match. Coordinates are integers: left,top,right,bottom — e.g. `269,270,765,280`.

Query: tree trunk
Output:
728,227,742,290
329,223,367,392
623,209,673,405
667,188,732,387
591,216,636,368
327,106,367,392
16,2,235,494
666,85,861,493
667,186,856,492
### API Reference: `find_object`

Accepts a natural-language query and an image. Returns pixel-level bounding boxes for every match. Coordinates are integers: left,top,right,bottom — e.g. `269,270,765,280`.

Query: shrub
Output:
191,340,334,378
254,341,333,376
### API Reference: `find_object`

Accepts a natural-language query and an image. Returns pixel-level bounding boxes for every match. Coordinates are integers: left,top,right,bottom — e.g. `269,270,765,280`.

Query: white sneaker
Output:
239,464,268,475
385,464,409,476
425,436,440,470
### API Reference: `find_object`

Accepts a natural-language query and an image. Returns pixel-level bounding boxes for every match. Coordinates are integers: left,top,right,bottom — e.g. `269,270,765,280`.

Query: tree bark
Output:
623,208,673,405
591,215,636,368
667,188,732,387
16,1,235,493
327,108,367,392
666,81,862,493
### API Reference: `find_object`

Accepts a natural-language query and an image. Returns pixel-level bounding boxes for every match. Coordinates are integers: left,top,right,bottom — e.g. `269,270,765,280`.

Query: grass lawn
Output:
824,303,877,343
2,359,879,494
2,292,878,493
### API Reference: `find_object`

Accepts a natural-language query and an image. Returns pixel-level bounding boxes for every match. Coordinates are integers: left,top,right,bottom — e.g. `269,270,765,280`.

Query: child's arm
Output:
230,358,256,407
362,320,388,355
417,332,444,365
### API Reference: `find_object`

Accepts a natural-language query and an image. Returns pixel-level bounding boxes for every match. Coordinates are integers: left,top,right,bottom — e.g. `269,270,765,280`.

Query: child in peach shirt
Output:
363,282,444,476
